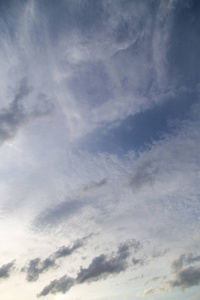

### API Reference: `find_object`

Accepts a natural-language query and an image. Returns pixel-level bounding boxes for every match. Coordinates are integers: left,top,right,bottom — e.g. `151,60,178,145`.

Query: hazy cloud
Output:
129,161,159,191
34,199,85,229
136,287,157,297
83,178,107,192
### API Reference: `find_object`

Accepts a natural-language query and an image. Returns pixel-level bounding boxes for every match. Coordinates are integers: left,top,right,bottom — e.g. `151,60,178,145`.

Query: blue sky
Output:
0,0,200,299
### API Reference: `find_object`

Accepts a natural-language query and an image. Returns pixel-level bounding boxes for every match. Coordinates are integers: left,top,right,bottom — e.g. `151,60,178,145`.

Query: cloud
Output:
129,161,159,192
132,257,145,266
54,239,84,260
169,265,200,290
167,253,200,291
0,79,30,144
38,240,137,296
0,78,54,146
117,239,141,260
76,240,137,284
139,254,200,296
38,275,74,297
171,253,200,273
76,253,127,284
82,178,107,192
33,199,85,229
23,239,84,281
0,261,15,279
136,287,156,297
22,257,55,282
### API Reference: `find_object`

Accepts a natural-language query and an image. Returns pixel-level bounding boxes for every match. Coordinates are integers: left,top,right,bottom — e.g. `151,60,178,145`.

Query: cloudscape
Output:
0,1,200,299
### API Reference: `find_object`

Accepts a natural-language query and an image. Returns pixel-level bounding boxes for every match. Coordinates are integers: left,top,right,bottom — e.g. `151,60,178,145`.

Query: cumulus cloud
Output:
23,239,84,281
76,253,127,284
169,265,200,290
38,275,74,297
171,253,200,273
75,240,139,284
38,240,138,296
138,253,200,297
54,239,84,260
0,261,15,279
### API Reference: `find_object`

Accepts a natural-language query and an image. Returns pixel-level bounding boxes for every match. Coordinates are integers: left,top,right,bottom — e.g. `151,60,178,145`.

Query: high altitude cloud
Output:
23,239,84,281
0,1,200,300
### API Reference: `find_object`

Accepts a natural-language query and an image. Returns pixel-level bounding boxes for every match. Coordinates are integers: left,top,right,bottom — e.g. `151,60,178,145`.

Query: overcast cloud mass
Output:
0,0,200,299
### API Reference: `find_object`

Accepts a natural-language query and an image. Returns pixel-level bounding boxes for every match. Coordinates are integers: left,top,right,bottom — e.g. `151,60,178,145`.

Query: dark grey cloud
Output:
117,239,141,260
76,253,127,284
169,266,200,290
132,257,145,266
171,253,200,273
151,248,168,258
76,240,138,284
153,254,200,293
83,178,107,192
22,257,55,282
33,199,85,229
0,79,30,144
38,252,127,297
23,239,84,282
0,261,15,279
129,161,158,191
38,239,141,296
0,78,54,146
38,275,74,297
54,239,84,260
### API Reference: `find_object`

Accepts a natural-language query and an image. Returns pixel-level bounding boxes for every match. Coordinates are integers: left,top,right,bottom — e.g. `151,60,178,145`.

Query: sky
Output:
0,0,200,299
